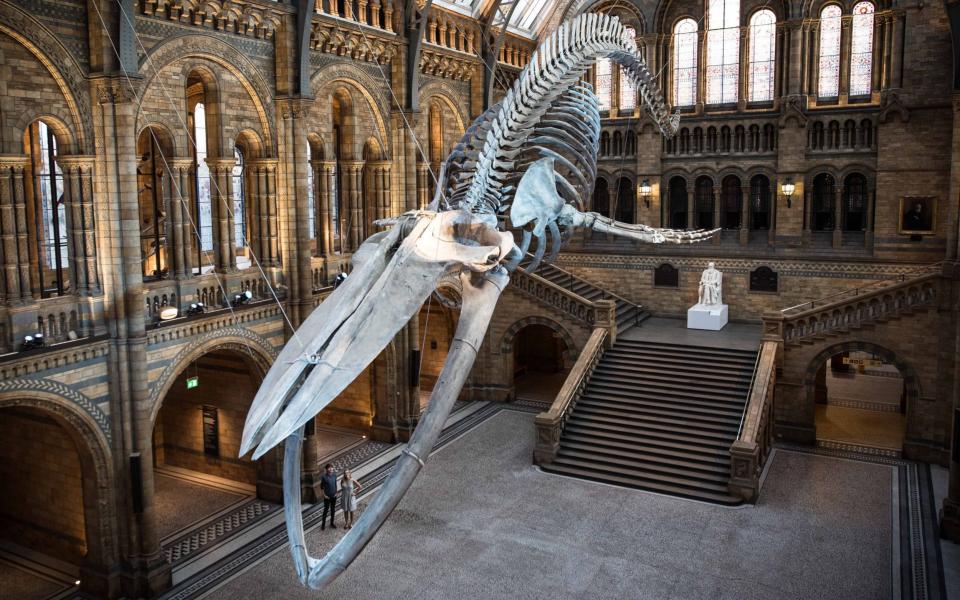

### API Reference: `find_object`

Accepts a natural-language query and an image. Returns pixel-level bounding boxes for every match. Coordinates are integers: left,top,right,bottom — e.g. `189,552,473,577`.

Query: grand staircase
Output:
520,259,649,333
541,339,758,505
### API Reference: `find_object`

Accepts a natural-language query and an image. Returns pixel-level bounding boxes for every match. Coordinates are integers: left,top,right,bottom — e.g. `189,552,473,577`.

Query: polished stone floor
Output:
154,470,250,540
206,411,897,600
0,557,67,600
815,405,906,450
621,317,762,351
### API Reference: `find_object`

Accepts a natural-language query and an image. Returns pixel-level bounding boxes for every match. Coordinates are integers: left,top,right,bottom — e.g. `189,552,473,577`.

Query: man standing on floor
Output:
320,463,339,530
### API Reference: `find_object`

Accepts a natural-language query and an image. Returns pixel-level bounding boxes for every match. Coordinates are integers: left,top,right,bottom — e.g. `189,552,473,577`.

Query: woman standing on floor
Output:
341,468,362,529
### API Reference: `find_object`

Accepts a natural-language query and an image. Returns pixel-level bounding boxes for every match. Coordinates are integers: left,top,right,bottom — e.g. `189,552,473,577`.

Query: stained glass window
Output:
307,145,315,240
673,19,698,107
850,2,875,97
597,58,612,111
193,103,214,254
749,10,776,102
818,5,841,98
619,27,637,111
232,147,246,250
706,0,740,104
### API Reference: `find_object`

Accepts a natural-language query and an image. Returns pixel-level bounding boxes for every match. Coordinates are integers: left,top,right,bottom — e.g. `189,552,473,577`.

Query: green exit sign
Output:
186,376,199,390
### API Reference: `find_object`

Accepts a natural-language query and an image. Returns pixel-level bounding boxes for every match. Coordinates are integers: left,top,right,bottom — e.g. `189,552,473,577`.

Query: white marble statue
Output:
698,262,723,306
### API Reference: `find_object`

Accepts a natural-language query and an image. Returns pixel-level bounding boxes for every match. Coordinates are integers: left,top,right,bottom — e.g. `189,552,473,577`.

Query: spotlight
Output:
231,290,254,307
333,271,349,289
21,333,44,351
187,302,205,316
159,307,179,321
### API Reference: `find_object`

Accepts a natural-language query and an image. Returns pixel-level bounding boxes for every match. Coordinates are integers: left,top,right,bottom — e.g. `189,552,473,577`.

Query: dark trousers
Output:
322,496,337,526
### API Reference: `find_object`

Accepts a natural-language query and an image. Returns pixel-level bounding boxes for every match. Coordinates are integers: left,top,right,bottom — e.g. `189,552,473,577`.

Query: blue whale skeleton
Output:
240,12,717,589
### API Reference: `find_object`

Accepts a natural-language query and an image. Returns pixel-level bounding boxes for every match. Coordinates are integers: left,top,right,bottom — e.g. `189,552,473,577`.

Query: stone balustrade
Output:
766,269,941,346
510,268,602,327
533,326,608,464
728,340,776,502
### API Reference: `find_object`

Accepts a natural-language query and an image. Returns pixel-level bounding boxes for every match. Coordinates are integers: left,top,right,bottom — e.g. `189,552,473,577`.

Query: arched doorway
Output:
151,348,269,540
0,402,114,596
418,302,456,413
810,346,910,453
511,324,570,409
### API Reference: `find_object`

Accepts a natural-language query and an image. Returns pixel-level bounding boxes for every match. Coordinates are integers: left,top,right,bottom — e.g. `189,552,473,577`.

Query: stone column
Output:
803,186,813,244
416,161,430,208
319,161,336,255
59,156,100,295
880,15,893,90
168,159,193,279
686,186,695,230
340,160,364,251
712,187,721,245
890,11,904,89
839,16,852,101
0,157,31,304
833,183,843,248
739,185,749,245
96,79,169,597
206,158,236,272
264,160,280,267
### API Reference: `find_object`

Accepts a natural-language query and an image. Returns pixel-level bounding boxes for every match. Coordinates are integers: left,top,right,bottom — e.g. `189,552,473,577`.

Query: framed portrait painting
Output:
899,196,936,235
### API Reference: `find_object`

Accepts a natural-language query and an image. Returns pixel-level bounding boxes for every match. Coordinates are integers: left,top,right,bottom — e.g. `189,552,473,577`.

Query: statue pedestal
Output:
687,303,728,331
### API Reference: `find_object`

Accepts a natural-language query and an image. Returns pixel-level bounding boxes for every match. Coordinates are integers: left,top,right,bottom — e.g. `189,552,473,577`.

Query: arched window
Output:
613,131,623,156
615,178,634,223
625,131,637,155
596,58,613,111
26,121,69,296
592,179,610,217
843,173,868,231
654,263,679,288
706,0,740,104
137,129,167,280
600,131,610,156
668,177,688,228
721,175,741,228
818,5,842,98
749,10,776,102
232,147,248,266
307,143,315,240
673,19,698,107
192,103,214,269
619,27,637,111
695,176,715,228
811,173,835,230
749,174,770,230
850,2,875,97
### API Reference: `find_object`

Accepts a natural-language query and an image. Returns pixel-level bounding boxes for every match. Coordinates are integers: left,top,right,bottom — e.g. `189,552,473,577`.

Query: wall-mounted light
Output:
187,302,205,316
639,178,652,208
159,307,179,321
231,290,253,307
21,333,44,351
780,179,796,209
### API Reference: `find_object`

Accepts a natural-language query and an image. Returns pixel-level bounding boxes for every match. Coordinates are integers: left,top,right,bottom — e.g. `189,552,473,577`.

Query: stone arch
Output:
138,34,275,152
234,128,265,159
147,327,278,428
15,111,79,157
802,340,922,415
0,4,90,153
310,63,390,146
0,387,119,576
500,316,576,358
418,83,468,136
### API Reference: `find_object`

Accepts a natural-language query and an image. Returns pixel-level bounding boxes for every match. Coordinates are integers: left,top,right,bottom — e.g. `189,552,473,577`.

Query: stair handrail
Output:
533,327,608,465
521,254,640,310
728,341,777,503
780,261,945,316
737,347,764,440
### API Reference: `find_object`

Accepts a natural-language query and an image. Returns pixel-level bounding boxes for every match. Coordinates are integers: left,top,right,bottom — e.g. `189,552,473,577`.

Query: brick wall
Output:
0,408,87,563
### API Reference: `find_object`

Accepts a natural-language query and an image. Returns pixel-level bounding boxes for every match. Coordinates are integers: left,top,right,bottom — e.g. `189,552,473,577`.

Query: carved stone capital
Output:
0,155,30,170
277,97,314,120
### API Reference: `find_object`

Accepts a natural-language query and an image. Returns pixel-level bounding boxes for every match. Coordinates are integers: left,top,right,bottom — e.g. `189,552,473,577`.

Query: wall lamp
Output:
187,302,206,316
639,178,652,208
780,179,796,209
231,290,254,307
21,333,44,351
